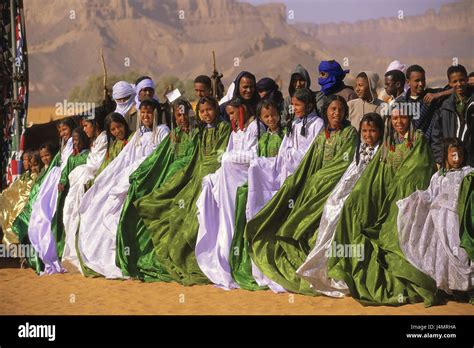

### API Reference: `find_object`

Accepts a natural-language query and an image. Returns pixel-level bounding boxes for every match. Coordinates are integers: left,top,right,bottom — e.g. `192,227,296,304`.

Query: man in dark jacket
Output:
395,64,452,140
431,64,473,166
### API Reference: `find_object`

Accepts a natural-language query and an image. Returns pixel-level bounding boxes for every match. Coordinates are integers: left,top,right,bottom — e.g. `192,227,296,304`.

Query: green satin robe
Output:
245,124,358,294
136,121,231,285
327,130,438,306
230,130,285,290
116,127,197,281
458,172,474,261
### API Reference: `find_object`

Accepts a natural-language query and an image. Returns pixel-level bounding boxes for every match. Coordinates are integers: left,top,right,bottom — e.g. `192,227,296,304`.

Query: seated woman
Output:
0,151,43,252
26,117,76,274
325,105,437,306
397,137,473,297
116,97,198,280
245,87,324,290
229,98,285,290
56,113,108,271
245,95,358,294
135,96,231,285
76,99,170,278
297,113,384,297
196,97,265,289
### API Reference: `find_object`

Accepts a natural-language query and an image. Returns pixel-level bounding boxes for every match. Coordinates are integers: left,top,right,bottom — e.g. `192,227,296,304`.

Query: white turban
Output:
135,78,156,109
112,81,136,116
385,60,406,73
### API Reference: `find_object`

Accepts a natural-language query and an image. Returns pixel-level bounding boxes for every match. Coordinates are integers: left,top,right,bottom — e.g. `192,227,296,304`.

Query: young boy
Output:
395,64,452,139
194,75,213,99
347,71,383,130
432,64,474,166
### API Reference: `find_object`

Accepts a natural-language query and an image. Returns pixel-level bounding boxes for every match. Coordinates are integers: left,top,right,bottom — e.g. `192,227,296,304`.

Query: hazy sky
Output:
244,0,458,23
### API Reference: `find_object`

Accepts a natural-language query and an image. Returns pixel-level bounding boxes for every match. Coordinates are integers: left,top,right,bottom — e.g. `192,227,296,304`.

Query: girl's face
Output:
140,105,154,128
391,111,409,136
446,146,464,170
30,157,41,174
327,100,344,129
174,106,190,130
291,97,306,119
83,121,95,138
199,102,217,125
360,121,382,147
260,105,280,132
39,148,53,166
72,132,85,153
22,153,30,171
59,124,72,141
226,105,248,126
110,121,126,141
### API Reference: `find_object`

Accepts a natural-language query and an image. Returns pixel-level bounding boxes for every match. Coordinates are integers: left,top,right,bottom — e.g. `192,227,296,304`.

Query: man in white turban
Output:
112,81,137,130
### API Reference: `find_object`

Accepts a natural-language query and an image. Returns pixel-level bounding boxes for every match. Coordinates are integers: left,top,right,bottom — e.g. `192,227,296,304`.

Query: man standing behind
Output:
395,65,452,140
431,64,474,166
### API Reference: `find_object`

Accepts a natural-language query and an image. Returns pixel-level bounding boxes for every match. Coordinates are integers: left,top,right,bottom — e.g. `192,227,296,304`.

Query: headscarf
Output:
257,77,283,106
219,82,235,105
385,60,408,93
360,71,379,102
385,60,407,73
134,78,156,109
112,81,136,116
232,71,260,110
318,60,350,95
288,64,311,97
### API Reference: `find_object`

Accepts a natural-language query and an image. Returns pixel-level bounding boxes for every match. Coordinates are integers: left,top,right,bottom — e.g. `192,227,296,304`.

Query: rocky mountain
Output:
24,0,473,107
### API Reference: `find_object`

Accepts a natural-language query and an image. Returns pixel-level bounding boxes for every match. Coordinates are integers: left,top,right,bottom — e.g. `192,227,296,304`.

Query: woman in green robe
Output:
116,98,198,281
457,171,474,304
135,96,231,285
327,105,438,306
459,172,474,264
245,95,358,294
230,99,285,290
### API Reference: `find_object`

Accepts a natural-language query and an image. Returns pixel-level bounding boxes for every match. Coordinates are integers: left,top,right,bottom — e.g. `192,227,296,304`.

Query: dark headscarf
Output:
257,77,283,107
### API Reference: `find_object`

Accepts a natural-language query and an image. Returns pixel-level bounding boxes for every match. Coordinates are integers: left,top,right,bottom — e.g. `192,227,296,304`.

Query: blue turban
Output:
318,60,350,95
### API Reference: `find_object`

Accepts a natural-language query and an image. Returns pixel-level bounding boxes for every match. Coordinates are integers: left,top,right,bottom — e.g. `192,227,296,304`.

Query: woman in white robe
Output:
397,138,474,294
76,99,169,278
61,114,108,271
196,98,265,289
28,117,75,274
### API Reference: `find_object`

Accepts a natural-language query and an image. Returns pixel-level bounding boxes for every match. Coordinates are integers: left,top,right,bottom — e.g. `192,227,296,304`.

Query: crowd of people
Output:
1,58,473,307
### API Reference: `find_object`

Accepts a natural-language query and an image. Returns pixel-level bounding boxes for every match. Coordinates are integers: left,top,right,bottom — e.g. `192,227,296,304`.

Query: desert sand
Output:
0,259,472,315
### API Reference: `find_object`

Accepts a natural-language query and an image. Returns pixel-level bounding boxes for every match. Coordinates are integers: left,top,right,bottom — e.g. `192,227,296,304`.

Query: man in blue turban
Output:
318,60,358,102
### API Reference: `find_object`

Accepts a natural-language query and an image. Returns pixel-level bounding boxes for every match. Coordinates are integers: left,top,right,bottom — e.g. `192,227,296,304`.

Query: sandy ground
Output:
1,259,473,315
